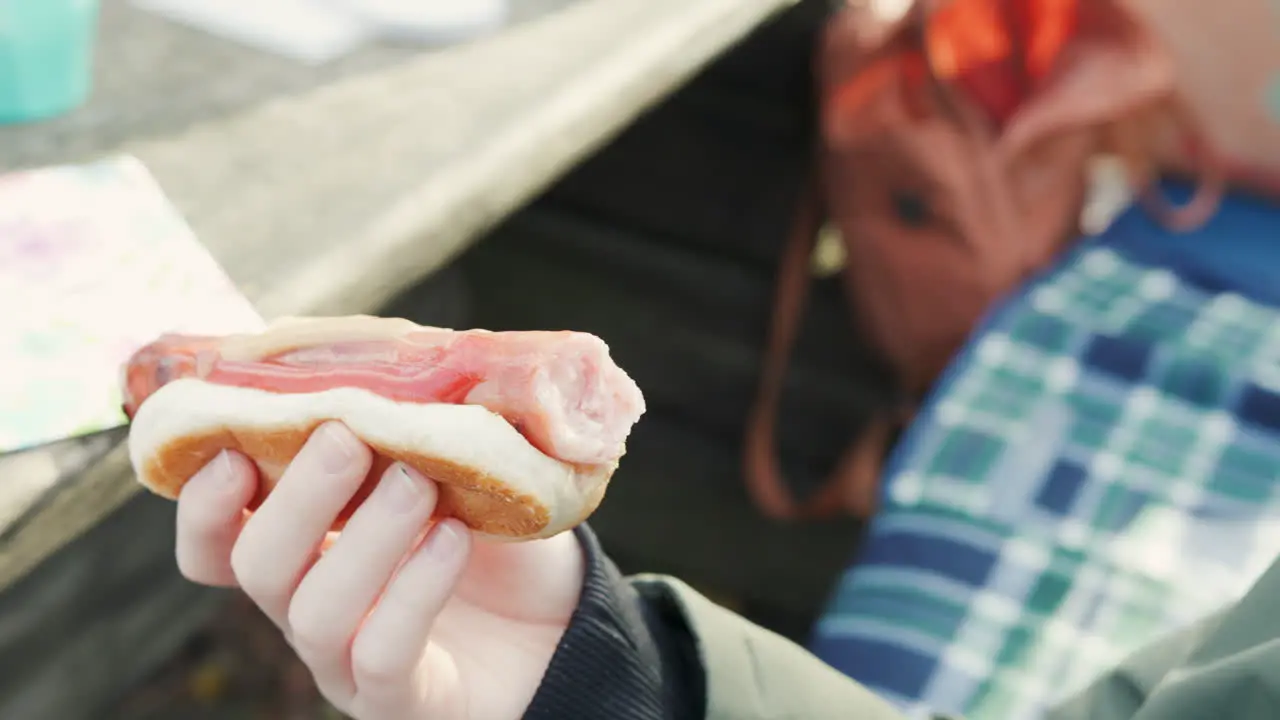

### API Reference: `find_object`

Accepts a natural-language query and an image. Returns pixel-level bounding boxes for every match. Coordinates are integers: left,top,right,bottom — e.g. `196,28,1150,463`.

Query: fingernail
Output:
424,520,467,562
312,422,359,473
212,450,237,483
196,450,235,484
380,463,431,514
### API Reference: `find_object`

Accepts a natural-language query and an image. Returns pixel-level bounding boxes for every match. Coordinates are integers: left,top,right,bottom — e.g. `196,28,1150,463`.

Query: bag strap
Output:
743,177,902,520
743,178,835,520
1136,93,1226,231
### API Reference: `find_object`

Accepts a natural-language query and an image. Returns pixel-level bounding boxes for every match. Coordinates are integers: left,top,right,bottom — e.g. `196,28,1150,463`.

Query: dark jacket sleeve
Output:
523,524,907,719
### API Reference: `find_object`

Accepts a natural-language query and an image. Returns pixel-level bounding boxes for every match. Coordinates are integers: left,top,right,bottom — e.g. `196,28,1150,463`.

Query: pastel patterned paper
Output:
0,156,264,455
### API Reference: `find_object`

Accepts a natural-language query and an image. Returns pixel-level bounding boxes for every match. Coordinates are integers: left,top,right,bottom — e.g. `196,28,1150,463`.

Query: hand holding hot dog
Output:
176,423,586,720
123,317,648,718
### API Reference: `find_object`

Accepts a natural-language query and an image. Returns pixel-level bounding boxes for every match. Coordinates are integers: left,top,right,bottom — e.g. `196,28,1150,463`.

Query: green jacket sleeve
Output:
1049,553,1280,720
633,574,908,720
529,523,1280,720
646,548,1280,720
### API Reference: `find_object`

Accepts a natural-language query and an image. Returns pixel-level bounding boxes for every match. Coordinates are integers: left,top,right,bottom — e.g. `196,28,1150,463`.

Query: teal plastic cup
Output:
0,0,100,125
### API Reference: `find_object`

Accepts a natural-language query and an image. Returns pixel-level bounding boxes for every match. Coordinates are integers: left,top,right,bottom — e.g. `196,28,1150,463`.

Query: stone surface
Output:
0,494,224,720
0,0,574,170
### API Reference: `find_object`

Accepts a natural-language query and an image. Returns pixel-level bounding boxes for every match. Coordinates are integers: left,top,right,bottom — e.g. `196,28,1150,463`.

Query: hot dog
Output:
121,316,646,540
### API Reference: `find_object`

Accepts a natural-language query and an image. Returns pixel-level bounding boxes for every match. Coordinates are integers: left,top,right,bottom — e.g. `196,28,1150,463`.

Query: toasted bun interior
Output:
127,379,614,540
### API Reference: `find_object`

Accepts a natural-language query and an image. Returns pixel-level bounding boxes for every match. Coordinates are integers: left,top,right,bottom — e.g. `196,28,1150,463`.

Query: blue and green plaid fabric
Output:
810,214,1280,719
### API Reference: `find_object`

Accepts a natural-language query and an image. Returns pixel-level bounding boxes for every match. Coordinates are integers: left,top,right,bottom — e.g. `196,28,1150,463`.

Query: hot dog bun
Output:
128,378,615,540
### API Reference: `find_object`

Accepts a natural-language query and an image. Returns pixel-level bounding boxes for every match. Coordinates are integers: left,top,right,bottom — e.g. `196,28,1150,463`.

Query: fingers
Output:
175,450,258,586
231,422,373,628
194,426,471,716
287,464,440,703
349,518,470,712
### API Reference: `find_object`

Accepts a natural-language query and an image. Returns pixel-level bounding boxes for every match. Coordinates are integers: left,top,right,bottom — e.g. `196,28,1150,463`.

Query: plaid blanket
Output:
810,236,1280,719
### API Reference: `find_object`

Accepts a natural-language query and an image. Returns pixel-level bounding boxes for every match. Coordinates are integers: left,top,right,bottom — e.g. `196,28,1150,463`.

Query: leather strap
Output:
1138,93,1226,231
743,176,900,520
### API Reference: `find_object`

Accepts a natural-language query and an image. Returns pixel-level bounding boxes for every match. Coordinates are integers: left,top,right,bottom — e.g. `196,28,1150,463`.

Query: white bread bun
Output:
127,378,615,540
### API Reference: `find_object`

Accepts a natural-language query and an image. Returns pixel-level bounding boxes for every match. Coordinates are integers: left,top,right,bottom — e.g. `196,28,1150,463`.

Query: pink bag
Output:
744,0,1220,521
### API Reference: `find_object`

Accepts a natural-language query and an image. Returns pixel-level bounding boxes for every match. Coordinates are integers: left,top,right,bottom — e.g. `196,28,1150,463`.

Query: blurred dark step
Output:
596,410,862,630
456,205,894,483
541,0,828,269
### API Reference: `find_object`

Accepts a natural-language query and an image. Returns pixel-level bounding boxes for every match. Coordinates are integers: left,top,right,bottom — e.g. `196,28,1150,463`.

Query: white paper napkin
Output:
0,156,264,455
